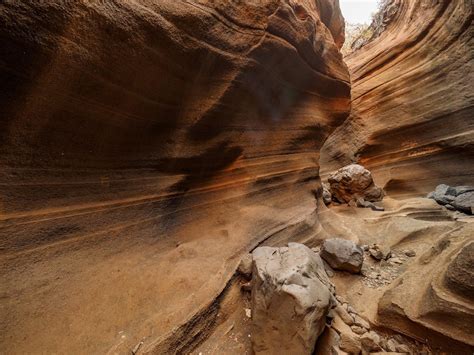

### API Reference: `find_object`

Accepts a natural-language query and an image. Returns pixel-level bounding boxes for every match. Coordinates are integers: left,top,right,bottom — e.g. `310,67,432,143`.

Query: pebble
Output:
360,331,381,351
336,305,355,326
351,325,367,335
389,257,403,264
354,314,370,329
244,308,251,318
386,338,398,352
404,249,416,257
395,344,411,353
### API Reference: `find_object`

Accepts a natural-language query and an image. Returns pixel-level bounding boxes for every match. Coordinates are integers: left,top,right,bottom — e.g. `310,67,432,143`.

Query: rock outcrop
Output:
377,224,474,353
428,184,474,214
321,0,474,197
0,1,350,353
328,164,384,204
251,243,334,354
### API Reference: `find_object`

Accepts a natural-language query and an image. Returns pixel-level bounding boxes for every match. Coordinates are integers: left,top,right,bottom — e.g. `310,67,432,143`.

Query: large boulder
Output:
328,164,383,204
428,184,474,214
251,243,335,354
320,238,364,273
429,184,456,205
452,191,474,215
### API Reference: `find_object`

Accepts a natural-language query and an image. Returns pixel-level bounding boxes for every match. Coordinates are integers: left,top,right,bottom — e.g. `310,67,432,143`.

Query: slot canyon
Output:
0,0,472,354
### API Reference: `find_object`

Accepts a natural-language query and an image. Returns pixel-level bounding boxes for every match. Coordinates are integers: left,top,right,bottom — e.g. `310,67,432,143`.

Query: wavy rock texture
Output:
0,1,350,353
321,0,474,197
377,224,474,353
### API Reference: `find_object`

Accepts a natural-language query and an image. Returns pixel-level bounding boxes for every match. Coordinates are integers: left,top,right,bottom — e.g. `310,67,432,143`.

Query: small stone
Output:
353,315,370,329
360,331,381,352
339,331,362,354
395,344,411,353
386,338,398,352
404,250,416,257
369,244,390,261
351,325,367,335
445,204,456,211
361,244,369,251
356,197,376,209
322,183,332,205
244,308,251,318
370,204,385,211
389,257,403,265
335,305,354,326
320,238,364,273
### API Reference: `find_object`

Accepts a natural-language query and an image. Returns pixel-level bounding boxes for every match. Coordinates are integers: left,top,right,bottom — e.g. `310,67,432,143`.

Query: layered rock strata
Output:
321,0,474,197
0,1,350,353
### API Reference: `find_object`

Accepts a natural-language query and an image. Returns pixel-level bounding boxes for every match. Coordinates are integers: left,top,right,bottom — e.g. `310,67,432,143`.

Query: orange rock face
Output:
0,1,349,353
321,0,474,197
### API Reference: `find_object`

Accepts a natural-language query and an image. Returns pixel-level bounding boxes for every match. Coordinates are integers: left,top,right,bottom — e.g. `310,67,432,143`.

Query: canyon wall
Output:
321,0,474,197
0,1,349,353
318,0,474,351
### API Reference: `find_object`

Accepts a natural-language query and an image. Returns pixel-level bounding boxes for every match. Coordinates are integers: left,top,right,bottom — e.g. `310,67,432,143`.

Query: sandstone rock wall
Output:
0,1,349,353
321,0,474,197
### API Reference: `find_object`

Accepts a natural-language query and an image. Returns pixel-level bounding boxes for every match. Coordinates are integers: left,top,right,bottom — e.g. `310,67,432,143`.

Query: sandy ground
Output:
193,197,473,354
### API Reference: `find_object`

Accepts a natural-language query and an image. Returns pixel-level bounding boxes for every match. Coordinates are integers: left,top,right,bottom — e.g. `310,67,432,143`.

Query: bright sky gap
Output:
339,0,379,24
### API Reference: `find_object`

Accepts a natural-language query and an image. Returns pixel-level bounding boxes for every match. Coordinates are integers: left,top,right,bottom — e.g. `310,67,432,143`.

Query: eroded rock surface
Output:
0,1,350,353
377,224,474,353
445,242,474,300
328,164,384,204
321,0,474,197
251,243,335,354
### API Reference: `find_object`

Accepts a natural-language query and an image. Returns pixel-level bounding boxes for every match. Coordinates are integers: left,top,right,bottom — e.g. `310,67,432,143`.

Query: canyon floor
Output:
0,0,472,354
192,196,473,354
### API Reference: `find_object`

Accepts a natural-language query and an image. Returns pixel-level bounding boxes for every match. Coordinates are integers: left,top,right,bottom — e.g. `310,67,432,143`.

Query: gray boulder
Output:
251,243,334,354
452,191,474,215
320,238,364,273
452,186,474,196
430,184,456,205
322,183,332,205
428,184,474,214
328,164,383,204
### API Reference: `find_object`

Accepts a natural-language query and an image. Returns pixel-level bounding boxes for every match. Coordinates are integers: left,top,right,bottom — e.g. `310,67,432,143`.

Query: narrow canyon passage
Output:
0,0,473,354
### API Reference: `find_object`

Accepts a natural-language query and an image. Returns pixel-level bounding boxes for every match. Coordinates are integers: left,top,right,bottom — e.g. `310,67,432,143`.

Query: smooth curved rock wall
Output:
321,0,474,197
0,1,350,353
